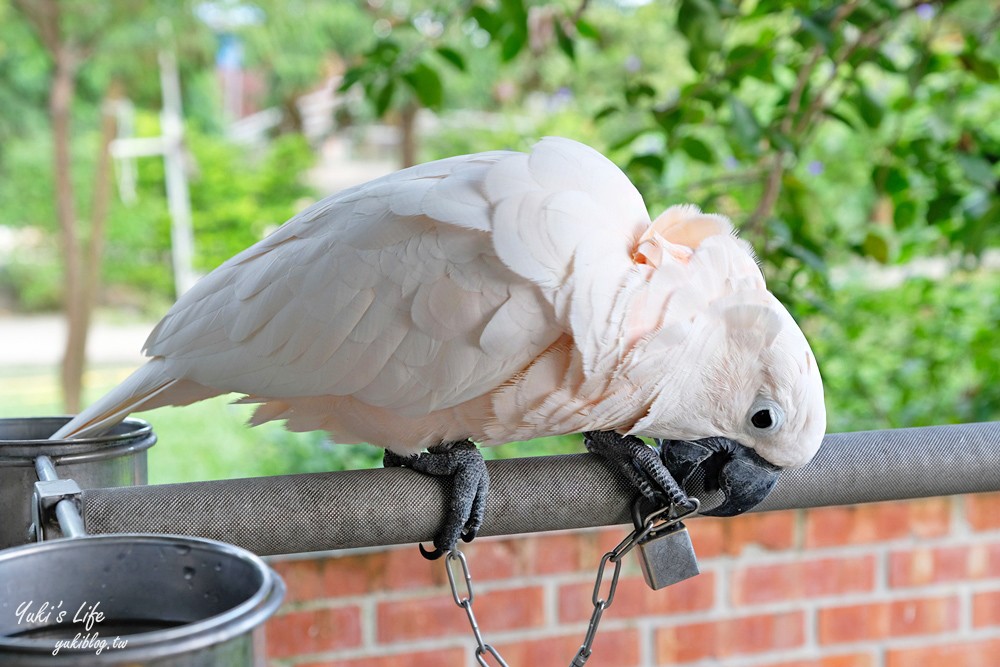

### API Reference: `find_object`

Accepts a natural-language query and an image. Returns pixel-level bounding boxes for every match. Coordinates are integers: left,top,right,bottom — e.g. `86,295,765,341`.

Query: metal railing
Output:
77,422,1000,556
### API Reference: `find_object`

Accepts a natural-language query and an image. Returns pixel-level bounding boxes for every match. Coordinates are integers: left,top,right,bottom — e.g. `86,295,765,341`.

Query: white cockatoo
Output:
51,137,826,556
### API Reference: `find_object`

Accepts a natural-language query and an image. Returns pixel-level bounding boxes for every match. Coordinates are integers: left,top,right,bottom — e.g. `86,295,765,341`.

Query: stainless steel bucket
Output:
0,417,155,549
0,533,285,665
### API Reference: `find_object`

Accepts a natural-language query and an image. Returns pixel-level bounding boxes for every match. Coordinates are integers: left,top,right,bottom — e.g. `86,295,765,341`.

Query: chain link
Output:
446,549,510,667
445,498,699,667
568,518,652,665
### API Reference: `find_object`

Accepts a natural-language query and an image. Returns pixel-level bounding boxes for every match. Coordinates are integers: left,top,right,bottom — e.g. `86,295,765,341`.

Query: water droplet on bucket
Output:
175,545,191,556
183,566,195,580
214,562,223,572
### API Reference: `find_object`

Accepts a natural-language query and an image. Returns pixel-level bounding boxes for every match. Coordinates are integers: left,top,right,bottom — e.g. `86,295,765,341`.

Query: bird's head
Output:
630,288,826,516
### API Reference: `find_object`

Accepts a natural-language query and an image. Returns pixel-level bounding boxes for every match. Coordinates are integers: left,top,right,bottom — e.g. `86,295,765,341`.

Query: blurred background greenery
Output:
0,0,996,485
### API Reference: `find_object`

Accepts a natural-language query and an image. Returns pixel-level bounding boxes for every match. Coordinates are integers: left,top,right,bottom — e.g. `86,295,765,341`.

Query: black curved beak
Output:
657,437,781,516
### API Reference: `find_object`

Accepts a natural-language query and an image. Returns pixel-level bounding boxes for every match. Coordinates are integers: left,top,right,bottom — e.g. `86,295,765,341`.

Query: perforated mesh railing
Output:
80,422,1000,556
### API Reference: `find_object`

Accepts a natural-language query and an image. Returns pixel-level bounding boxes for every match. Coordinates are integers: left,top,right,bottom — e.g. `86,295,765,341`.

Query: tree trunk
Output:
399,102,419,168
49,45,88,413
15,0,119,414
77,86,120,390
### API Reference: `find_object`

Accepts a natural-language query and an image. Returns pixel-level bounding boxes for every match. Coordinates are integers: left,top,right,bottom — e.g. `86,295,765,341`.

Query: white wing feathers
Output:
53,137,737,448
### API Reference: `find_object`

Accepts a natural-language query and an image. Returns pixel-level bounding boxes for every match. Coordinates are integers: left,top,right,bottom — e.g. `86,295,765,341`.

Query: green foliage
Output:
337,0,599,118
0,114,315,310
237,1,371,116
188,131,315,272
336,2,999,313
809,271,999,432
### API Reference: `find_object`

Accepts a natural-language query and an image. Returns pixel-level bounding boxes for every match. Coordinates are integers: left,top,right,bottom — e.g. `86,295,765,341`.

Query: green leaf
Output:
894,200,917,229
855,87,884,129
680,135,715,163
501,30,525,61
555,20,575,60
824,107,860,129
500,0,527,23
469,6,499,37
575,18,601,40
677,0,722,67
729,96,761,153
652,105,681,134
373,80,396,117
872,164,910,198
402,62,443,110
959,53,1000,83
796,10,835,48
625,82,656,105
609,128,646,151
338,66,365,93
862,230,890,263
435,46,465,71
371,39,401,65
628,153,665,175
926,193,959,224
956,154,997,189
594,105,619,121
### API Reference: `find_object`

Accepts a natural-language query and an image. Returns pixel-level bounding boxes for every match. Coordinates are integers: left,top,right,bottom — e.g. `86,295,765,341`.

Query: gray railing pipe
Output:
79,422,1000,556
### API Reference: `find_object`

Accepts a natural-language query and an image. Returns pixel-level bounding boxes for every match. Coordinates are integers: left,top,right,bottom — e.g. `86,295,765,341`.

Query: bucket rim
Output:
0,532,285,660
0,417,156,466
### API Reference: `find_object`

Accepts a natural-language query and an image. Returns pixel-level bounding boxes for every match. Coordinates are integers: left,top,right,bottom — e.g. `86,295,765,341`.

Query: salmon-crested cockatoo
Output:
51,137,826,558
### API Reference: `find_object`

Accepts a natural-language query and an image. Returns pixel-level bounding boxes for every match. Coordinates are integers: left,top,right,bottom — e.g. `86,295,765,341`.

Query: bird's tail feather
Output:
48,359,217,440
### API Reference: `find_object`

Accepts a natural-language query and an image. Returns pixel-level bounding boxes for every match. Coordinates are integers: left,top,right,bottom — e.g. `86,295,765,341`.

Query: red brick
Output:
494,628,641,667
655,611,805,663
690,517,726,558
270,548,443,603
520,530,587,575
889,543,1000,587
757,654,876,667
818,597,960,644
966,492,1000,531
458,536,519,581
376,586,544,643
590,525,636,559
696,510,798,556
973,589,1000,627
558,572,715,622
805,499,949,548
295,648,466,667
732,555,875,606
265,606,363,658
887,638,1000,667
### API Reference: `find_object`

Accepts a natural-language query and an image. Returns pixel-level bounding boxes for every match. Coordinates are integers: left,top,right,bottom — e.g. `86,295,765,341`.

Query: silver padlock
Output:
631,498,701,590
636,521,700,590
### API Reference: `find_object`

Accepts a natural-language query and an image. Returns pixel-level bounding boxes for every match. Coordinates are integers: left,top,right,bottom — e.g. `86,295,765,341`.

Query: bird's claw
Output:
383,441,489,561
584,430,695,510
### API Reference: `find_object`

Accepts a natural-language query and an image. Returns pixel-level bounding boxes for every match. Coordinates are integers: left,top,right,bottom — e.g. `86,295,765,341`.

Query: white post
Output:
158,44,198,296
108,28,198,298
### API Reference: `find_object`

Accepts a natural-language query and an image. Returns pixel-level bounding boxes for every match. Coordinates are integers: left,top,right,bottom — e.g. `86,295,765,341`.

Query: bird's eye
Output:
751,409,773,429
747,400,783,432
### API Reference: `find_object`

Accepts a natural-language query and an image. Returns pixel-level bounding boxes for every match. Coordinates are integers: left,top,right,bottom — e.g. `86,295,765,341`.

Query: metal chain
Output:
446,498,699,667
446,549,510,667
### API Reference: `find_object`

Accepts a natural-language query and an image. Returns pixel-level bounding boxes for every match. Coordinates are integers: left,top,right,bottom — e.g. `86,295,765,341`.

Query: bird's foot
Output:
383,440,489,560
584,431,697,511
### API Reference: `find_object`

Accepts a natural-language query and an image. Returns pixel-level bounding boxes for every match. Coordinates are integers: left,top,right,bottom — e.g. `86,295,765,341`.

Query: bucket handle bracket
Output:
31,478,83,542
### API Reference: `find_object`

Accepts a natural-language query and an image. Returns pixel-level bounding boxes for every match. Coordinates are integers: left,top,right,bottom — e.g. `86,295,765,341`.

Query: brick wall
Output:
264,492,1000,666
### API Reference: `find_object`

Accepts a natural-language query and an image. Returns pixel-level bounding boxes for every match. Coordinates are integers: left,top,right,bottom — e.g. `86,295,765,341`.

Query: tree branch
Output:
12,0,59,55
745,1,859,235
